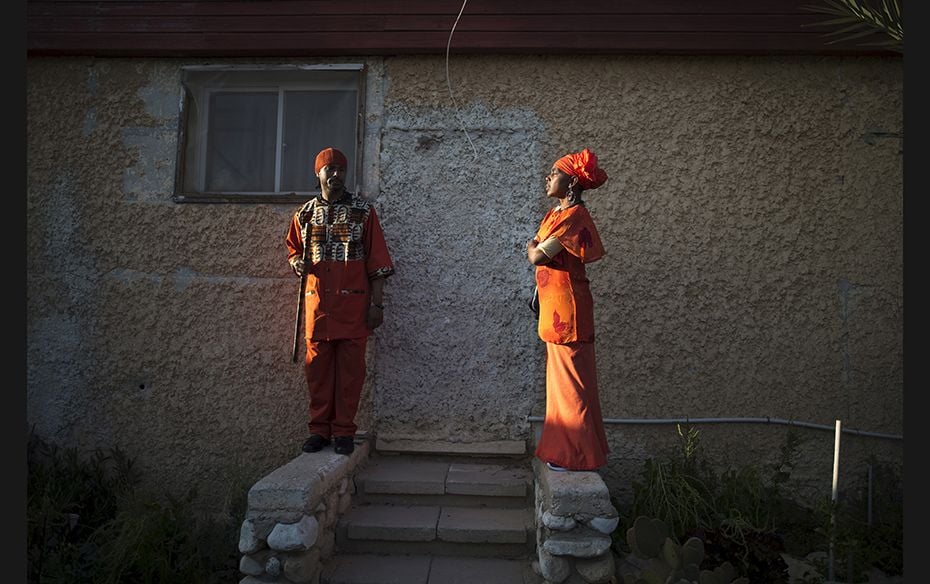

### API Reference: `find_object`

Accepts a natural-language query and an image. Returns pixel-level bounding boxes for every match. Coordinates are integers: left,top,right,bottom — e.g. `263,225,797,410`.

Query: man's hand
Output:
290,257,309,277
366,305,384,330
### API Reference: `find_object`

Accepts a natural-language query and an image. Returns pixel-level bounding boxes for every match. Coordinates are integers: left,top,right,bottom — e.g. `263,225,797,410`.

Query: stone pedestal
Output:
532,459,619,584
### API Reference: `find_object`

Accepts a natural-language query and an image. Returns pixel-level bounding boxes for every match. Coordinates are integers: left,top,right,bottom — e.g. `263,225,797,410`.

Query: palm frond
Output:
827,28,886,43
859,38,901,47
802,0,903,53
806,16,867,26
823,22,873,36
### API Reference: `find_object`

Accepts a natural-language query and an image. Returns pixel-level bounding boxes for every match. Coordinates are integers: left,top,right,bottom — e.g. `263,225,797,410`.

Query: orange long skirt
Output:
534,341,609,471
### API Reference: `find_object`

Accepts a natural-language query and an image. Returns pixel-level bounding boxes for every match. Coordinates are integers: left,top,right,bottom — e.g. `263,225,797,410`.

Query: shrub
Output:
613,427,903,583
612,426,803,582
27,430,245,584
810,461,903,582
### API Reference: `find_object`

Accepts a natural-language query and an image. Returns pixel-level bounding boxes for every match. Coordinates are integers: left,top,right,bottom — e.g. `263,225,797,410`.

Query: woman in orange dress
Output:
527,147,610,472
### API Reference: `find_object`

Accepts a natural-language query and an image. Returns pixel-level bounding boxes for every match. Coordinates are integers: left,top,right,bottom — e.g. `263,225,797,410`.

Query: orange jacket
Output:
534,204,604,344
286,192,394,340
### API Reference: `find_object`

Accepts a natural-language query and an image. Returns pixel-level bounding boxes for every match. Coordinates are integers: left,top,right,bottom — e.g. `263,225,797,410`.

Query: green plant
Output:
626,425,717,538
623,515,749,584
806,461,903,582
690,432,801,582
614,427,821,583
614,426,903,584
91,490,219,584
701,436,806,577
803,0,903,53
27,431,141,583
27,430,247,583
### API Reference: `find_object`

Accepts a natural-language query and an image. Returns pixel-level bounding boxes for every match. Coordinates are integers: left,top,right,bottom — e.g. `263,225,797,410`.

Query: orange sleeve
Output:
547,207,605,264
363,207,395,279
285,212,304,264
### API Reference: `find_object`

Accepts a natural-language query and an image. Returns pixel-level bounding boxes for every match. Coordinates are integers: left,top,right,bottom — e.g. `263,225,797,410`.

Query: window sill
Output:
172,192,315,204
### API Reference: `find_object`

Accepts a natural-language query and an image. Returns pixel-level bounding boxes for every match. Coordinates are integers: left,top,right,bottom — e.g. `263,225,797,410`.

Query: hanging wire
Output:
445,0,480,160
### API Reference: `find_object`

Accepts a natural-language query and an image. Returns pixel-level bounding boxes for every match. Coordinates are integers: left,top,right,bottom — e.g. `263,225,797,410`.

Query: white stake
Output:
829,419,841,581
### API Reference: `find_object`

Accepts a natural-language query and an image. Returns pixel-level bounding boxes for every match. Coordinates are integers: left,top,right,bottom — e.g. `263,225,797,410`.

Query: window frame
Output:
172,63,366,204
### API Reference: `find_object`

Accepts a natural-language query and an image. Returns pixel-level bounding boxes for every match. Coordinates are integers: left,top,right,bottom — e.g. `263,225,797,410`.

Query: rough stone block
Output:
284,548,321,583
264,555,282,577
338,491,352,514
324,499,337,529
247,442,369,513
538,547,571,582
239,519,264,554
246,509,304,525
587,516,619,535
317,530,336,560
267,515,320,552
575,552,615,583
239,553,264,577
533,459,616,517
542,510,577,531
543,532,613,558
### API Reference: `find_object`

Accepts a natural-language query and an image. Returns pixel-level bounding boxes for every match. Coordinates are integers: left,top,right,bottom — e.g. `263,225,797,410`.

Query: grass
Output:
27,430,248,584
612,425,903,583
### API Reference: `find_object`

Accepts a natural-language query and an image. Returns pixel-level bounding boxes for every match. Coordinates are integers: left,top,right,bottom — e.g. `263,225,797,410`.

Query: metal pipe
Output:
525,415,903,441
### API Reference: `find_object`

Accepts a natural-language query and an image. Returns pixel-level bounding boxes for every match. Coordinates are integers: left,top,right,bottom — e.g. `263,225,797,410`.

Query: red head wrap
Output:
554,148,608,191
314,147,348,174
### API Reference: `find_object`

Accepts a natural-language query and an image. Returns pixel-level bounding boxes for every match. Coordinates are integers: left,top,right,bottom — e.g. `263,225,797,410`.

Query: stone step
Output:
355,455,533,508
375,436,527,457
336,504,536,558
344,504,441,542
320,553,543,584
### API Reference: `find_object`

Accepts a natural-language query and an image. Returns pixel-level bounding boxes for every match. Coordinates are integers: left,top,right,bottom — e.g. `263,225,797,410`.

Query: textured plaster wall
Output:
373,102,545,444
379,54,901,501
27,54,902,505
26,58,388,500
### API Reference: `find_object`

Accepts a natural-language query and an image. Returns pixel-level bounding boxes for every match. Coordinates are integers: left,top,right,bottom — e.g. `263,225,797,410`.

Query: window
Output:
174,65,364,203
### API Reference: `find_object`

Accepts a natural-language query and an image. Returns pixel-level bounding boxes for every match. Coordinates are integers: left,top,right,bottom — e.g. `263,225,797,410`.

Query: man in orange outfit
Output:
285,147,394,455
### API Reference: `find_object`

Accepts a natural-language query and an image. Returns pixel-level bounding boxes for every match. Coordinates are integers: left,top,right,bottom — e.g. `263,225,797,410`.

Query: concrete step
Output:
344,505,441,542
375,436,527,457
355,455,533,508
320,554,543,584
336,504,536,558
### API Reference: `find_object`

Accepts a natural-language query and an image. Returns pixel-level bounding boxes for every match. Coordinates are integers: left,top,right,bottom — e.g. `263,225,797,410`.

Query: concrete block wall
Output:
238,440,371,584
239,441,621,583
532,460,620,584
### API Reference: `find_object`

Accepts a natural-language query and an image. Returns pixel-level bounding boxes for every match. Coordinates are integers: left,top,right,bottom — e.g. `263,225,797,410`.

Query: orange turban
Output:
314,147,348,174
554,148,608,190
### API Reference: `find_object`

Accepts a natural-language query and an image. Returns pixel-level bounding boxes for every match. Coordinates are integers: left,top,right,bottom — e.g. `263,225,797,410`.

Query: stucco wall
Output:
26,54,902,506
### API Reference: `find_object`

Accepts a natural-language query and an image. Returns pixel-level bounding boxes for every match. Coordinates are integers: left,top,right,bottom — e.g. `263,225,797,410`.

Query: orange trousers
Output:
534,341,609,471
304,337,367,438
